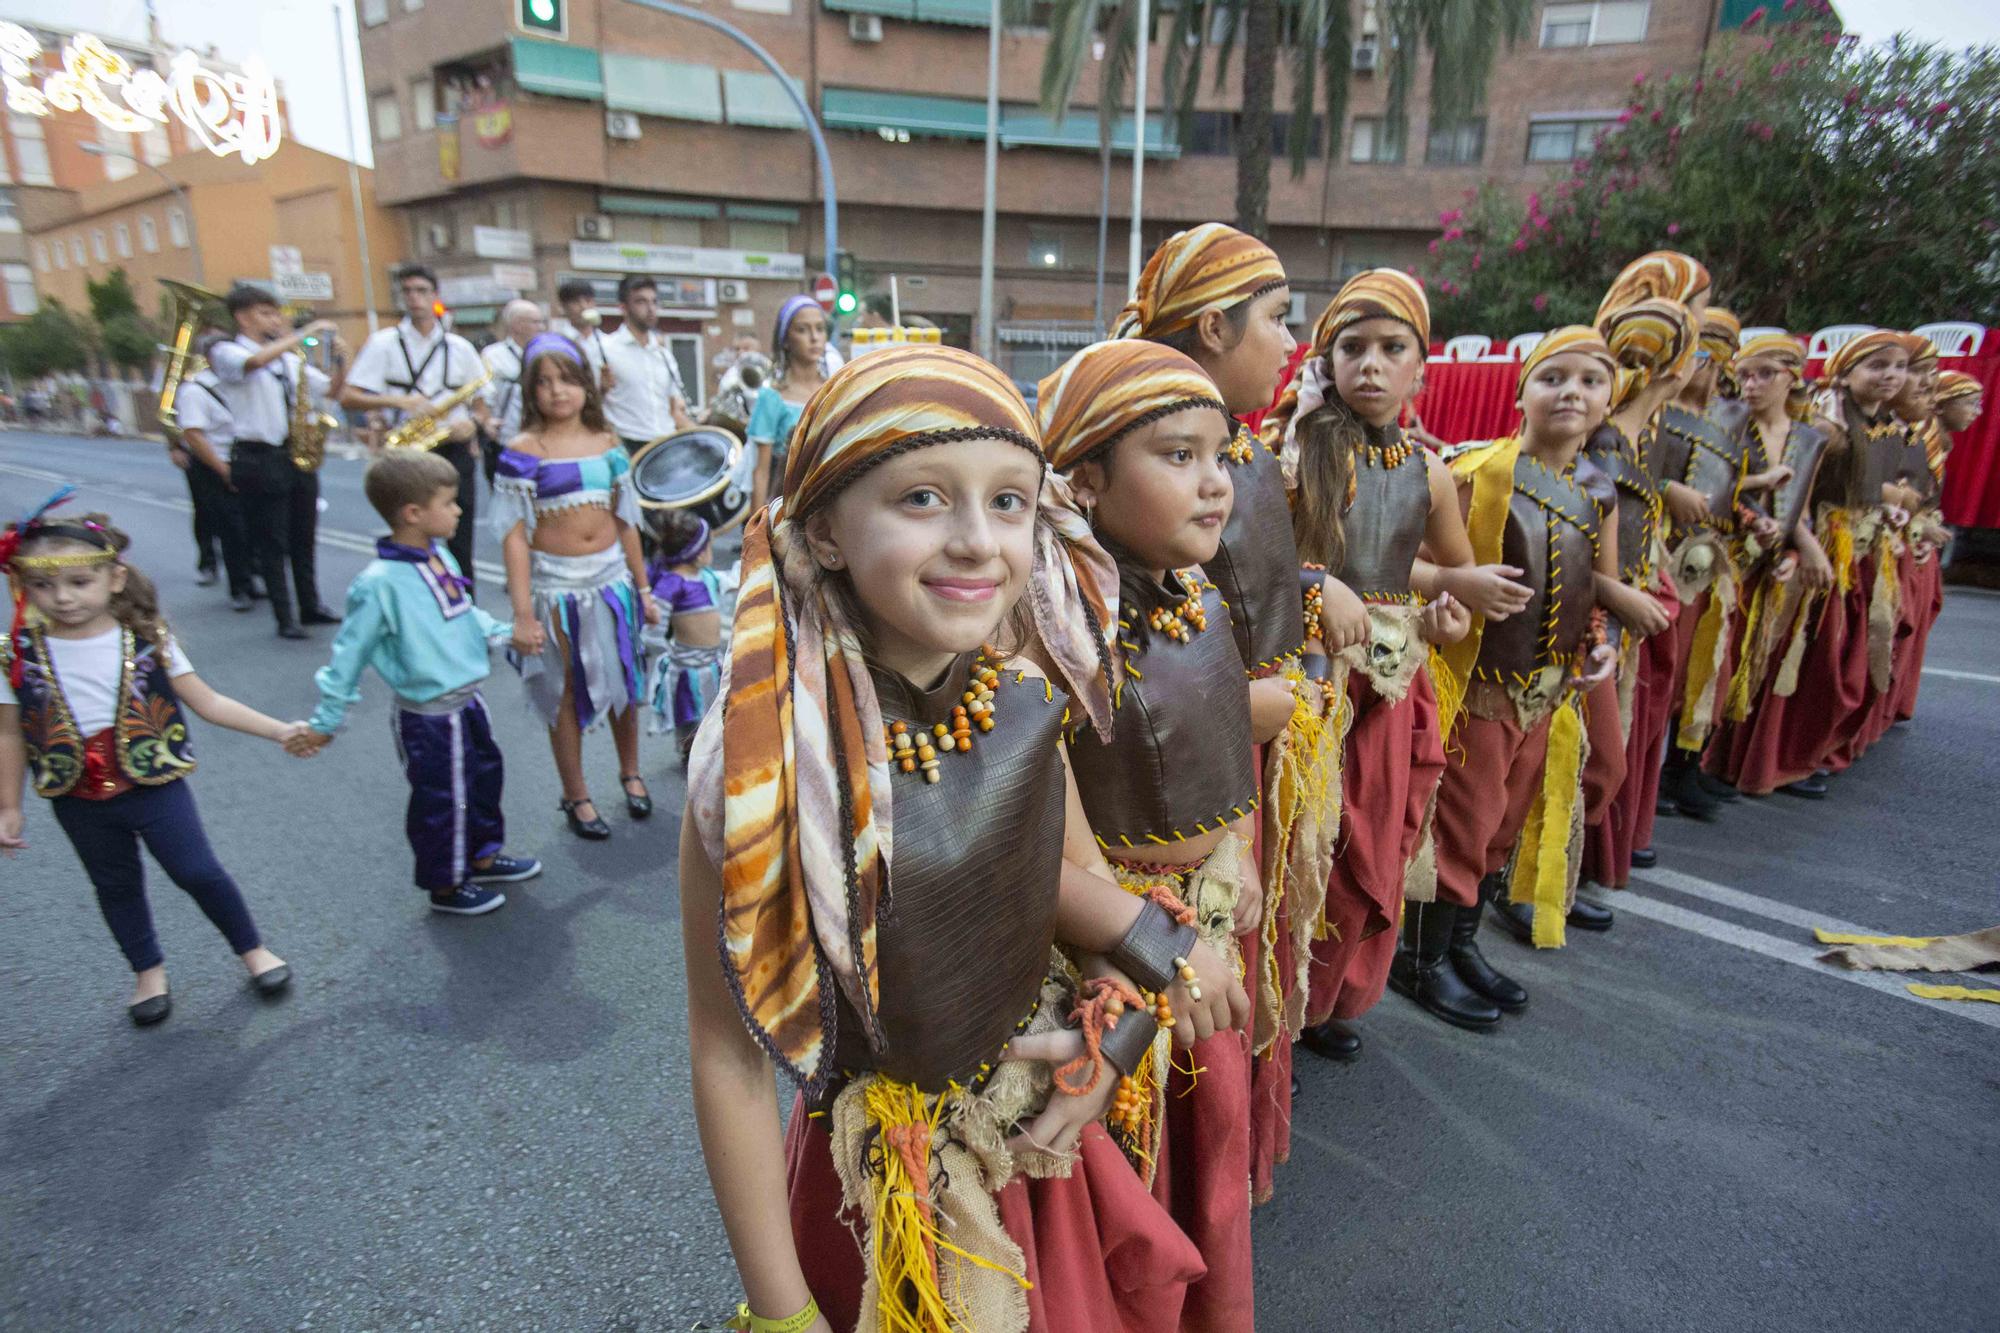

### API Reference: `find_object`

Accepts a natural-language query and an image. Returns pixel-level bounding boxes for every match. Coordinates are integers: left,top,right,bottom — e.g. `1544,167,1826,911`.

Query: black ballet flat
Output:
250,963,292,996
129,992,172,1026
561,798,611,840
620,774,653,819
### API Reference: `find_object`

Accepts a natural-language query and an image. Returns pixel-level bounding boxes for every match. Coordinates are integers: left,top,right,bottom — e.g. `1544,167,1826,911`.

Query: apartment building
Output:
358,0,1731,390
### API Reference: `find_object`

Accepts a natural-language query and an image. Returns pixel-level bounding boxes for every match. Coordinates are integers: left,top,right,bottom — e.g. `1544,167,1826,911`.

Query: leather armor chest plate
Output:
1477,455,1609,678
1208,434,1307,675
1339,442,1430,599
1584,423,1660,583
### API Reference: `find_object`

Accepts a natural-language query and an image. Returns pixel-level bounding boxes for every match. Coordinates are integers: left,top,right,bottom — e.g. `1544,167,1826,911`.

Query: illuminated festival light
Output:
0,24,284,165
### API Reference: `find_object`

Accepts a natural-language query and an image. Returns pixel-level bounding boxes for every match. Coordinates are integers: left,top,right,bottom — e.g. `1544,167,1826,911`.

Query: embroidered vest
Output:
1338,428,1431,601
1475,455,1611,681
1067,563,1258,851
5,627,196,798
828,660,1068,1093
1208,428,1307,676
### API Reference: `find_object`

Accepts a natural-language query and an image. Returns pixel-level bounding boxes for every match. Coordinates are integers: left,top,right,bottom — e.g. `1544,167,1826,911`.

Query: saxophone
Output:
288,349,339,472
382,366,493,453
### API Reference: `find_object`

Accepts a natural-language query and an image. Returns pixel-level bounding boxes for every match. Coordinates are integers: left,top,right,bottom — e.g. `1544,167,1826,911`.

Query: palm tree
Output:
1039,0,1537,239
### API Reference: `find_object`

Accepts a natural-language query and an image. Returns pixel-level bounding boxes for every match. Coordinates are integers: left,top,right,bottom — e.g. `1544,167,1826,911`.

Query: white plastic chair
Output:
1913,322,1984,357
1505,331,1545,360
1443,334,1493,362
1738,326,1786,344
1807,324,1875,361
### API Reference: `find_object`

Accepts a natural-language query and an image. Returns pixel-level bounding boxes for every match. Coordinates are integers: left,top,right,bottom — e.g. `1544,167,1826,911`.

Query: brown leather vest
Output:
1760,419,1831,543
828,659,1068,1092
1852,415,1912,506
1661,401,1752,521
1584,422,1660,584
1476,454,1611,679
1338,427,1430,600
1208,428,1307,676
1068,563,1258,851
1898,430,1939,506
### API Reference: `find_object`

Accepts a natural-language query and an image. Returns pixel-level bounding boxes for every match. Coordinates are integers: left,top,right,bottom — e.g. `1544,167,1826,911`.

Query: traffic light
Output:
518,0,567,40
835,249,859,317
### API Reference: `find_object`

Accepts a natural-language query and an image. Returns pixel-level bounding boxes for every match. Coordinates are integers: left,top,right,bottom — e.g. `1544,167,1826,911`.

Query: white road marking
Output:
1616,889,2000,1031
1920,666,2000,685
1632,866,1891,938
0,457,508,582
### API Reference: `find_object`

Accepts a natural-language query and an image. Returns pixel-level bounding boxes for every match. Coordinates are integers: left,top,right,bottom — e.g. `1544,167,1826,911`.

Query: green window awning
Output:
510,37,603,102
1001,109,1179,157
822,87,989,140
725,202,802,222
913,0,992,25
603,52,722,122
599,194,720,219
723,70,806,129
821,0,922,18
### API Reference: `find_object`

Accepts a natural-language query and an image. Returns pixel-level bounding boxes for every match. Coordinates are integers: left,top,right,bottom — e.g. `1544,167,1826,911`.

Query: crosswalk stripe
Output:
1920,666,2000,685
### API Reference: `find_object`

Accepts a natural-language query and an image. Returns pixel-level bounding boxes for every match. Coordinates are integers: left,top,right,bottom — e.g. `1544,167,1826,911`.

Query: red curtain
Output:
1410,353,2000,529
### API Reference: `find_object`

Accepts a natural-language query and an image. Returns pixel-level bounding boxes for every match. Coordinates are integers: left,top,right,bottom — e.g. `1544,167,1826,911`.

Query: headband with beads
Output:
2,487,120,685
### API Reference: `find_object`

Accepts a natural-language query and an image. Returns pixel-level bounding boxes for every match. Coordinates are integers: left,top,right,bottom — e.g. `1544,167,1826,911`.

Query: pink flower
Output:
1442,226,1464,242
1754,122,1776,141
1428,239,1440,254
1844,86,1861,106
1512,237,1530,254
1532,293,1549,312
1784,0,1796,9
1439,208,1463,226
1742,7,1765,29
1634,71,1649,87
1667,222,1681,236
1694,78,1705,94
1471,252,1483,271
1526,191,1541,213
1618,108,1636,125
1932,100,1954,116
1439,280,1459,297
1651,109,1663,123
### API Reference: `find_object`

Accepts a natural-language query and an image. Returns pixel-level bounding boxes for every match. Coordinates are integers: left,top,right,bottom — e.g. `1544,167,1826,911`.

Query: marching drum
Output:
628,426,751,530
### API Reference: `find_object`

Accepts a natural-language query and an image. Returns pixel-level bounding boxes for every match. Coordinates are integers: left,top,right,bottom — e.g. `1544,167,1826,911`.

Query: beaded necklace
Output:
883,650,999,783
1146,570,1209,644
1222,424,1256,466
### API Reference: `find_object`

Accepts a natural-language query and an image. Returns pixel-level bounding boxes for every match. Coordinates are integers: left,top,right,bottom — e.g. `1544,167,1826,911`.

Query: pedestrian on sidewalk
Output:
292,452,538,916
0,493,311,1026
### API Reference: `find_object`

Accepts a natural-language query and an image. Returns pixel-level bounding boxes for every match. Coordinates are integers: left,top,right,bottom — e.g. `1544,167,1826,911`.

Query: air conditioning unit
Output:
849,14,883,43
1352,42,1379,73
1288,292,1307,327
717,279,750,304
425,222,453,252
576,213,613,241
605,110,642,141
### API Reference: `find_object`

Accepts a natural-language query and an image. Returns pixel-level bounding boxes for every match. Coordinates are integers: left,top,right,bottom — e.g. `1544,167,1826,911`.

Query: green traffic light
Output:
836,292,859,315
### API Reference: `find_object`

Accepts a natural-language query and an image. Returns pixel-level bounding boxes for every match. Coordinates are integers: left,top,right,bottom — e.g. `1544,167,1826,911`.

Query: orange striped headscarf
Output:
1111,222,1288,340
1896,331,1940,373
1935,370,1983,404
1597,297,1695,410
1037,339,1227,473
712,344,1118,1088
1519,325,1618,395
1738,331,1807,375
1595,250,1713,324
1824,329,1907,382
1700,307,1741,367
1260,268,1430,451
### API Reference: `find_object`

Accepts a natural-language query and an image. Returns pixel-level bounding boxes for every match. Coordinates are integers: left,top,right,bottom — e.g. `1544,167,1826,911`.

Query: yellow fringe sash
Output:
1677,558,1738,751
1260,665,1345,1048
1436,437,1522,739
1506,694,1589,949
1865,527,1901,694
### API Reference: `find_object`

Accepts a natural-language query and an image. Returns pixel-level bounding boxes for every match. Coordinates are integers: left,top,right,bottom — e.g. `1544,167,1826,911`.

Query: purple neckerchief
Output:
376,537,473,617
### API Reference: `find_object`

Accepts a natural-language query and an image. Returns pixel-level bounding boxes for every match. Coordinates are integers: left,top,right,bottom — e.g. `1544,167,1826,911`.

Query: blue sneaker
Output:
469,853,542,885
429,884,506,915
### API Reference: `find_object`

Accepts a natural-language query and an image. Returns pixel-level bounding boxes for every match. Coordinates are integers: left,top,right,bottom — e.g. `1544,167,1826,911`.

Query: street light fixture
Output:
80,141,206,287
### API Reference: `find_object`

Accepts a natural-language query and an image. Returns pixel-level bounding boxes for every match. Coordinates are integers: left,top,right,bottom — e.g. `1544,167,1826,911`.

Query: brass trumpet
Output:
382,367,493,452
156,277,225,446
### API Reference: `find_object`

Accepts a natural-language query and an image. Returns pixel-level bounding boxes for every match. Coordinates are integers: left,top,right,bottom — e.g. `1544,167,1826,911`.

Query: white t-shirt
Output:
346,319,483,429
0,626,194,735
209,335,333,446
175,369,235,447
598,324,688,441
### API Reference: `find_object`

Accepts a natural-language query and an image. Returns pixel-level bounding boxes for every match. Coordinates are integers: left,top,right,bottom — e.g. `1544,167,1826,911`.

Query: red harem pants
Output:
785,1102,1205,1333
1244,742,1292,1207
1892,550,1944,722
1817,552,1886,774
1307,670,1446,1025
1156,1025,1256,1332
1710,574,1867,793
1846,540,1923,753
1432,701,1555,909
1584,585,1685,888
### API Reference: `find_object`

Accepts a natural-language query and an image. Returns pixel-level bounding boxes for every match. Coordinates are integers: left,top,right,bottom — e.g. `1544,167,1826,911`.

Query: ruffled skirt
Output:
518,544,642,731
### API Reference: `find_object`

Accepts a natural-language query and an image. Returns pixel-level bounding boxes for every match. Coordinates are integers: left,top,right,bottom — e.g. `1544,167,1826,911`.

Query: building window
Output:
114,222,132,257
1186,111,1234,156
33,240,47,271
1540,2,1649,48
70,237,85,266
52,239,65,269
140,123,170,164
140,214,159,252
1425,117,1486,165
1349,117,1404,164
728,220,788,253
167,206,189,247
91,229,109,262
403,0,426,9
613,215,703,247
361,0,389,24
0,192,18,234
9,113,52,186
372,92,402,143
0,138,9,183
1526,115,1618,162
412,77,436,132
1027,228,1065,270
98,124,137,180
4,262,36,315
1268,113,1324,158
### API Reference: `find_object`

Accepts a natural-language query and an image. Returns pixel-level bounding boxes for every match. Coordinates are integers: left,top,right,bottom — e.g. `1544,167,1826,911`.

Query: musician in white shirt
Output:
171,335,256,610
210,285,348,637
598,274,696,451
342,264,490,583
481,299,546,448
550,278,609,384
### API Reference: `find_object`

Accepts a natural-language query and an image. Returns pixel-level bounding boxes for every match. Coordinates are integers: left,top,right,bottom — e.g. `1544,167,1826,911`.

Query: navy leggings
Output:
52,780,262,972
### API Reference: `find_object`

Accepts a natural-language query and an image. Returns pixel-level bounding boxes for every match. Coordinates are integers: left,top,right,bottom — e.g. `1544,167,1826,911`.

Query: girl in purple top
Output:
641,509,724,767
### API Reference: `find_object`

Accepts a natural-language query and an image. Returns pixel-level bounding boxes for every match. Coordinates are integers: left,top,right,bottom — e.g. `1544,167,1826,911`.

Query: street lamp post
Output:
80,142,204,287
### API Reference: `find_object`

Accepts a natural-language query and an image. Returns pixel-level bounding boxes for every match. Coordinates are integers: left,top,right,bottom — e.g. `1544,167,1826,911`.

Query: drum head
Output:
629,427,741,510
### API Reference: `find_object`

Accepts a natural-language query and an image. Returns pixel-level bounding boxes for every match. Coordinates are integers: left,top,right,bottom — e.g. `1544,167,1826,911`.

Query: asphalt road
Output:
2,429,1995,1332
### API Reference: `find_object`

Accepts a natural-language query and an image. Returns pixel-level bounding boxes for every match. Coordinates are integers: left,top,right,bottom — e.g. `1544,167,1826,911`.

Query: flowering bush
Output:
1423,5,2000,337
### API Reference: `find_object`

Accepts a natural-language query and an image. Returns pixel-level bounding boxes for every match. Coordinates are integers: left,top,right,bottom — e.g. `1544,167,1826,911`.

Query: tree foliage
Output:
0,301,92,379
82,268,159,373
1422,5,2000,337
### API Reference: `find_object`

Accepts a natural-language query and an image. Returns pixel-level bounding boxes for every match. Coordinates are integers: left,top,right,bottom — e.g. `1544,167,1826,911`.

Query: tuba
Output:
156,277,224,446
382,366,493,452
289,344,340,472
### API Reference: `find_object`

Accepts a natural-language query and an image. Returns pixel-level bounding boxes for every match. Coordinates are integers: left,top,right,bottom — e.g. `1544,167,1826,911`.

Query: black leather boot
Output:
1567,893,1615,931
1389,902,1501,1031
1299,1019,1362,1063
1662,747,1720,820
1449,899,1529,1012
1483,871,1537,944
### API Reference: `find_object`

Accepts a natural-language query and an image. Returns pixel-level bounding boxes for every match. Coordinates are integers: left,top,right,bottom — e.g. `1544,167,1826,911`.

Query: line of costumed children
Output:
677,239,1980,1333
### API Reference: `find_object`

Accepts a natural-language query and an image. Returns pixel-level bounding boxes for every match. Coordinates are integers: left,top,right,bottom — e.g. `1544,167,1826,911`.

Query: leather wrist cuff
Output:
1110,899,1198,994
1097,1009,1160,1078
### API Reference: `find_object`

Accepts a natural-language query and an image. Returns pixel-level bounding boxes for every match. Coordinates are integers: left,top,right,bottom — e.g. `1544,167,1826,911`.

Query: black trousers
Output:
438,437,478,592
183,456,253,595
231,441,322,627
